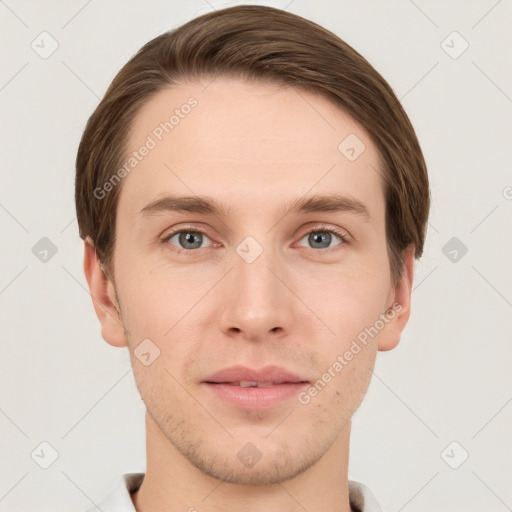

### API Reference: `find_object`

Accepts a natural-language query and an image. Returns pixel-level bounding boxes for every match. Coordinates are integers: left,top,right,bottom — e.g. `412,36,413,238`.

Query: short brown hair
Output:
75,4,429,283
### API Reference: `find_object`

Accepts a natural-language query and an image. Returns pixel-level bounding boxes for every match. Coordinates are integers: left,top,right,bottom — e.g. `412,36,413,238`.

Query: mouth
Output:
202,366,310,410
212,381,296,388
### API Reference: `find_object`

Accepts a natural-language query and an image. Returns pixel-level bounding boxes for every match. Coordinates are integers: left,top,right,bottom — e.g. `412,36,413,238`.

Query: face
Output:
87,77,413,485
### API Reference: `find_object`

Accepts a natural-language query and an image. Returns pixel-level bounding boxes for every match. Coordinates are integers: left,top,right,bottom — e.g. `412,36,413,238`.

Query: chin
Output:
193,452,317,486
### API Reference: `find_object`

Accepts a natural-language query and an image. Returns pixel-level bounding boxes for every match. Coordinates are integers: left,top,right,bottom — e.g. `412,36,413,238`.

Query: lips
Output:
202,366,309,410
204,365,308,386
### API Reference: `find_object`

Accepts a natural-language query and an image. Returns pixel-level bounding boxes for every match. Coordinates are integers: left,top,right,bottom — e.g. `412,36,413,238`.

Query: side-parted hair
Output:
75,4,429,283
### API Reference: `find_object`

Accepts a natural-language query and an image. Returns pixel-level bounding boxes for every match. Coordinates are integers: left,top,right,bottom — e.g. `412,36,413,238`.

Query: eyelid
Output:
162,224,209,238
298,223,352,243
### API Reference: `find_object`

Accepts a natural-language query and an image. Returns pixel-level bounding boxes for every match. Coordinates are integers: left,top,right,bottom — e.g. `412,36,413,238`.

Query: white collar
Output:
86,472,382,512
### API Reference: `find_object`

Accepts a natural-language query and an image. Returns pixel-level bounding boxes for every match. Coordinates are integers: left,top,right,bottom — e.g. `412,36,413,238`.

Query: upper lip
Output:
204,365,308,384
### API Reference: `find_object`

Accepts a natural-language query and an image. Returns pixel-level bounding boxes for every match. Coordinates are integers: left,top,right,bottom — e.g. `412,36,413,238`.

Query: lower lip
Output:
203,382,309,410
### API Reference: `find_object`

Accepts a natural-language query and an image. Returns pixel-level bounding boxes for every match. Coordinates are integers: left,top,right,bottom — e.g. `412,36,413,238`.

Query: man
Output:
76,5,429,511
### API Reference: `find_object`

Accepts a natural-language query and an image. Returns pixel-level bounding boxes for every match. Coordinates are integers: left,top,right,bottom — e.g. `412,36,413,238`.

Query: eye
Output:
164,229,213,251
297,227,347,249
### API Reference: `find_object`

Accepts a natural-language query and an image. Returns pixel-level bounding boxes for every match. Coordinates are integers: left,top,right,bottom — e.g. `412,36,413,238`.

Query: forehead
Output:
120,77,384,220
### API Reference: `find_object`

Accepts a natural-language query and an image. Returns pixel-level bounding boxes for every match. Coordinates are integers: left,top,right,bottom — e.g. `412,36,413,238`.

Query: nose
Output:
217,243,294,342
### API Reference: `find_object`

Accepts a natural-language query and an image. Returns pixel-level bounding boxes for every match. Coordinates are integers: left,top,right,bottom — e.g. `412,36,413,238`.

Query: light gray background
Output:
1,1,511,511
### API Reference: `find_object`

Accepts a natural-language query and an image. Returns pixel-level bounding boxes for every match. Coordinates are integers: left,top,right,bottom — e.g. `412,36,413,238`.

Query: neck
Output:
132,412,354,512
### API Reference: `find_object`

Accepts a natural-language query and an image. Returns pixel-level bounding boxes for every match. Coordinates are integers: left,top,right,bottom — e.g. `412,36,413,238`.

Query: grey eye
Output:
167,231,212,250
298,231,342,249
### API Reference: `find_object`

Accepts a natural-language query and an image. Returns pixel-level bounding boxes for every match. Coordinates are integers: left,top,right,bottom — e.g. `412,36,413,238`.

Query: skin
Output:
84,77,414,512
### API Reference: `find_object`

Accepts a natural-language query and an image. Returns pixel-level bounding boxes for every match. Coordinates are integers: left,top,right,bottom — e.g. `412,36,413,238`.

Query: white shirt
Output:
85,473,382,512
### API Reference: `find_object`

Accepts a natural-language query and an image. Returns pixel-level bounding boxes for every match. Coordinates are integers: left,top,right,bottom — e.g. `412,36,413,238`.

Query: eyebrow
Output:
285,193,371,221
139,195,231,218
138,193,371,221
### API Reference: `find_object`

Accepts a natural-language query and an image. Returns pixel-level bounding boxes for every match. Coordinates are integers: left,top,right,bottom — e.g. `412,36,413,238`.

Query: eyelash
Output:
161,224,351,255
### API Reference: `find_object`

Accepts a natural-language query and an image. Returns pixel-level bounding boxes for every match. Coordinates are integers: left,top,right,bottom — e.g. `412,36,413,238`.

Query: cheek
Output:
114,253,210,338
331,347,377,421
294,265,389,390
299,339,377,428
299,264,391,336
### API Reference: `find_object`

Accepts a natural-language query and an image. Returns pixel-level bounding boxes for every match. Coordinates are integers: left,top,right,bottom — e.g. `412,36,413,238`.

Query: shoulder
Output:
84,473,144,512
348,479,382,512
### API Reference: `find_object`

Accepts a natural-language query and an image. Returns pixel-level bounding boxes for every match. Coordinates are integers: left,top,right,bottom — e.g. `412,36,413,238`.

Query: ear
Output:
83,237,128,347
378,244,415,352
